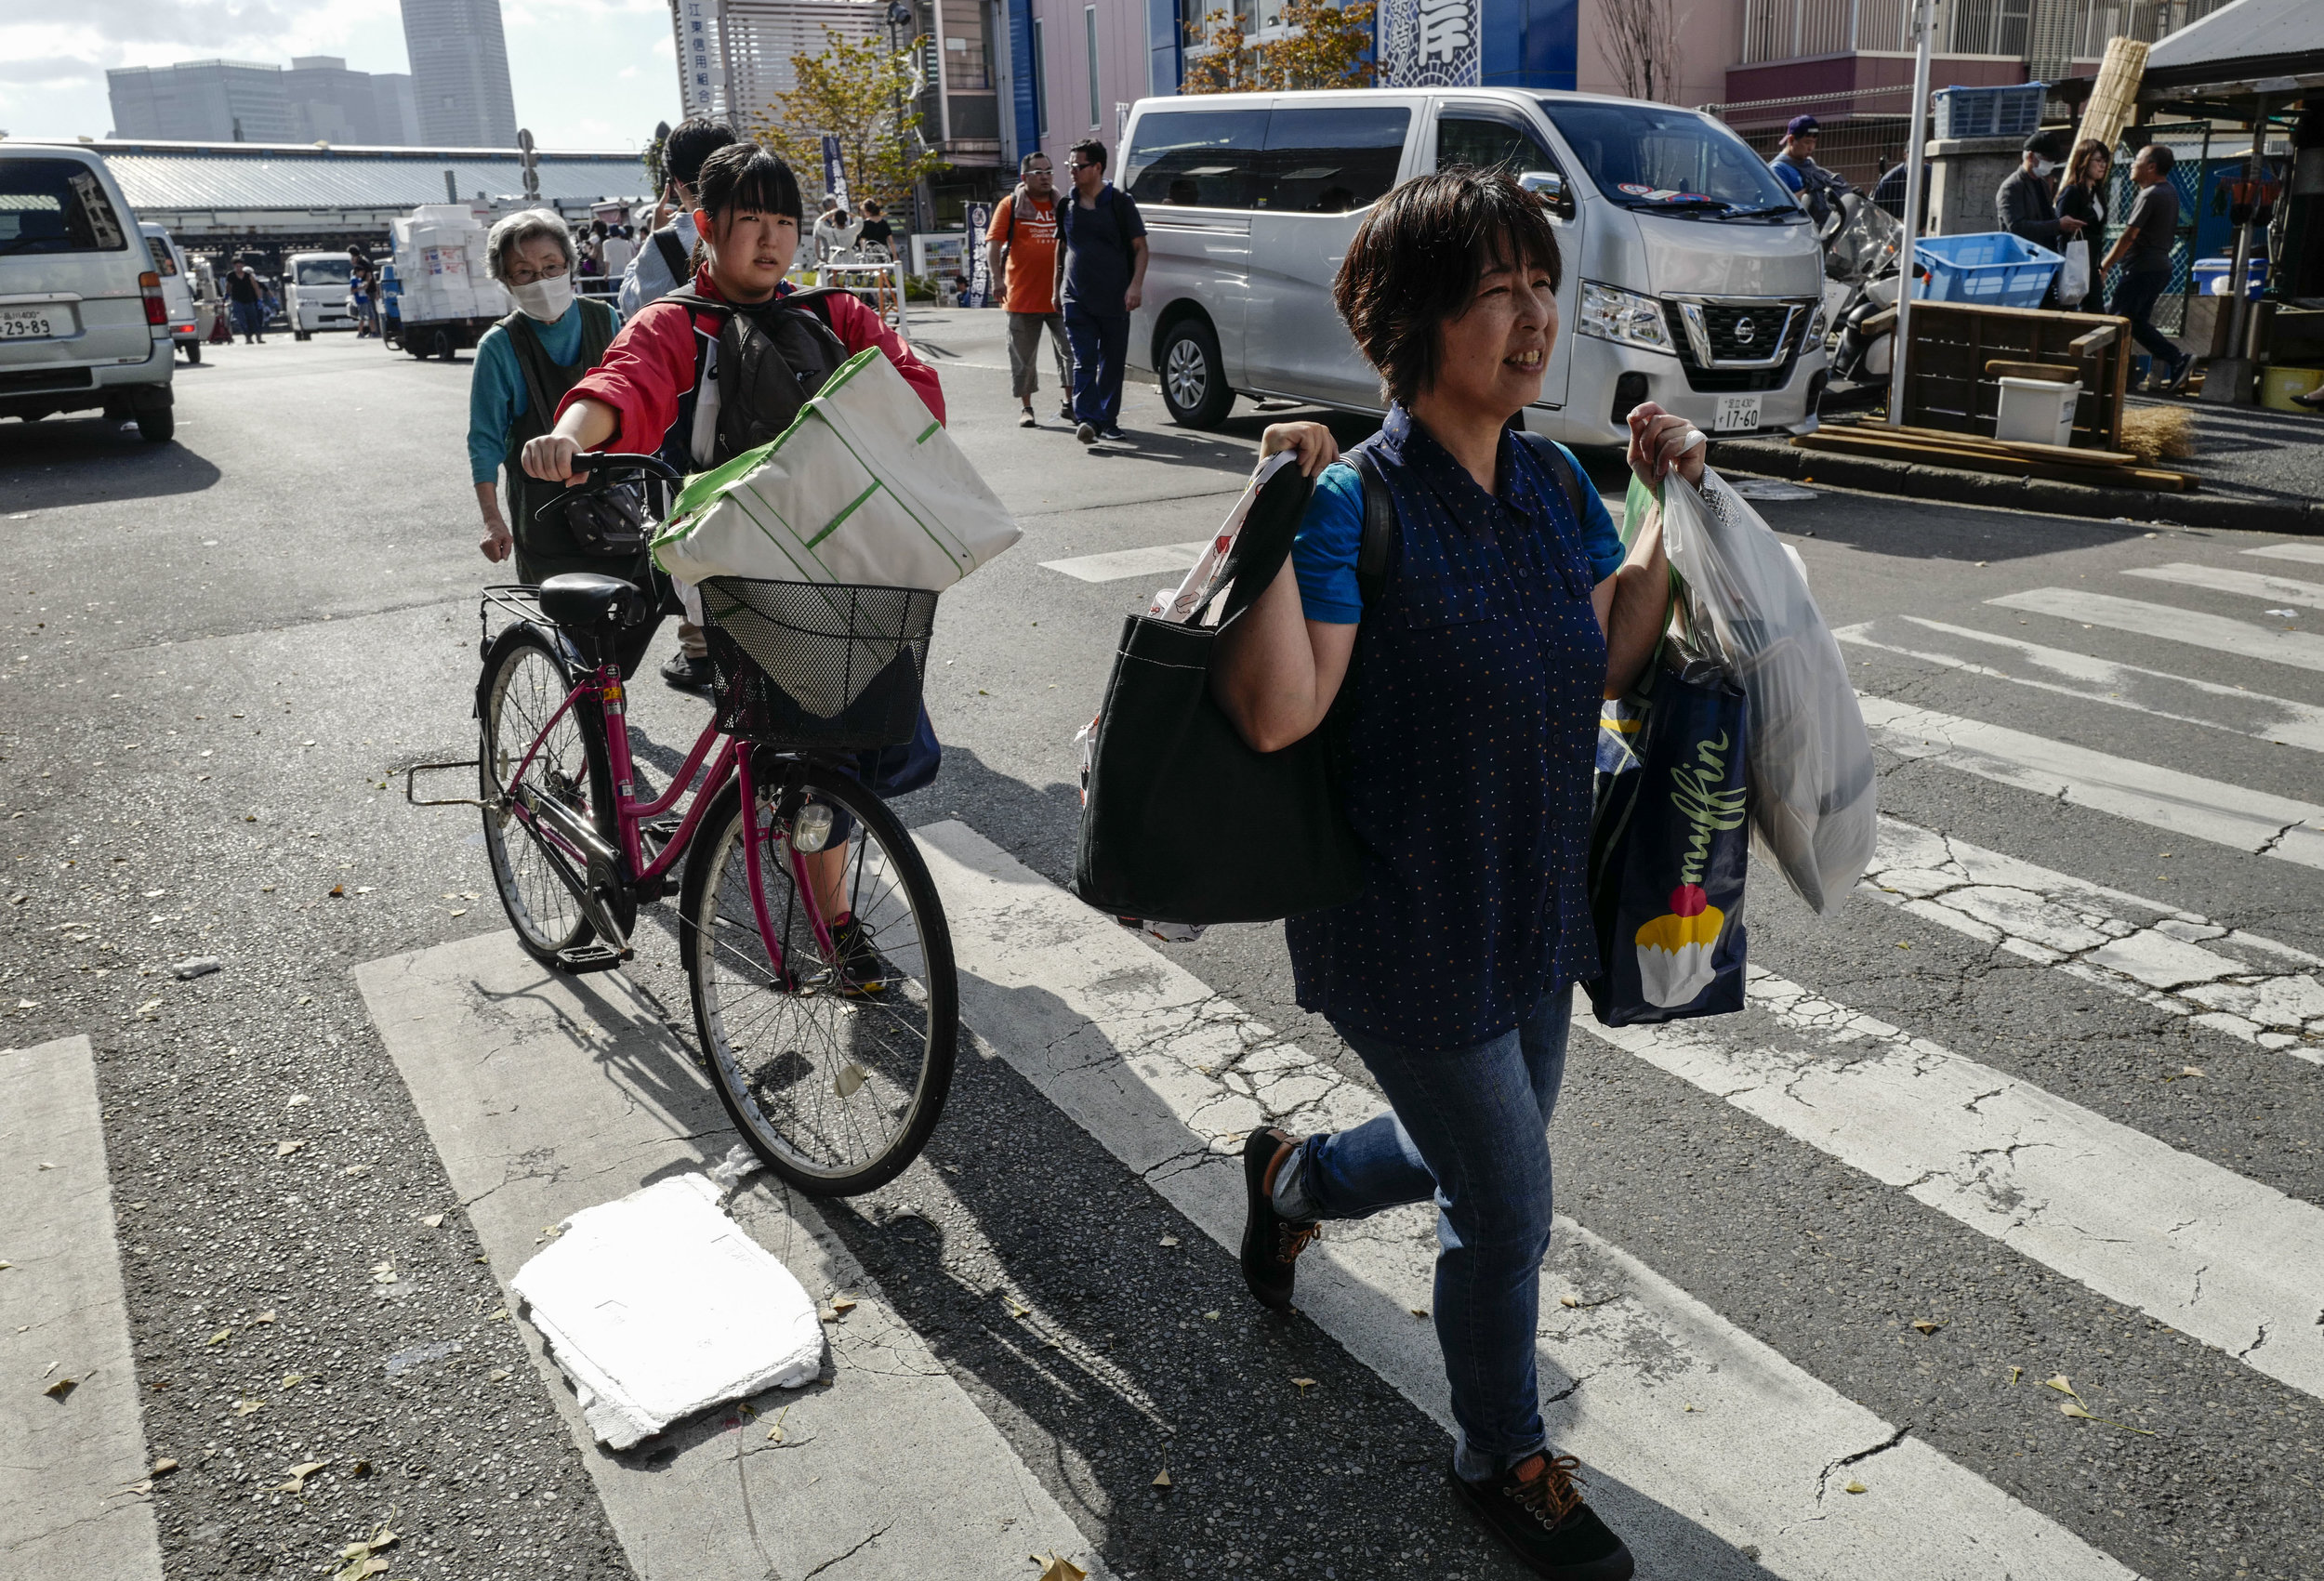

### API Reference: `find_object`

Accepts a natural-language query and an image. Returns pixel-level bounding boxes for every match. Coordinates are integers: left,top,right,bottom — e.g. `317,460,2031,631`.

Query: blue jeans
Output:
1287,993,1571,1482
1063,304,1129,428
2108,268,2183,371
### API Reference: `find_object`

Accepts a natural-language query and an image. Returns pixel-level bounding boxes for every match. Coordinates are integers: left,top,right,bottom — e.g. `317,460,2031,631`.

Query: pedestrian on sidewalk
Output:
987,152,1070,428
226,262,266,343
1997,129,2084,309
1052,138,1147,445
2055,139,2113,313
2101,145,2191,392
618,114,740,691
1212,167,1699,1581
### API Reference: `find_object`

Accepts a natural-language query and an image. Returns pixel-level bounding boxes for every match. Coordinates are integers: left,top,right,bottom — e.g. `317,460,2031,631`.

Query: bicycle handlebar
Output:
567,451,683,484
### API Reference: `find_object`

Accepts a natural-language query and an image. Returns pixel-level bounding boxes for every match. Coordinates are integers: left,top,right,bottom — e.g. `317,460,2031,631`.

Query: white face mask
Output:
509,272,572,323
2030,156,2056,178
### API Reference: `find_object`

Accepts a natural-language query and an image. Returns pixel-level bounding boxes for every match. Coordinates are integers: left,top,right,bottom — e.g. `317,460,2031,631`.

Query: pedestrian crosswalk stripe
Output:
0,1036,165,1580
350,938,1110,1581
1863,817,2324,1061
1835,616,2324,754
1989,587,2324,673
1039,541,1211,584
2123,561,2324,611
1856,694,2324,868
2243,543,2324,566
917,820,2146,1580
1588,967,2324,1404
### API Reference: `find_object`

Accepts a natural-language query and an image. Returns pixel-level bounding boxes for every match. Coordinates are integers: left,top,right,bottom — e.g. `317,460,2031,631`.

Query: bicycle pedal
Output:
554,942,628,974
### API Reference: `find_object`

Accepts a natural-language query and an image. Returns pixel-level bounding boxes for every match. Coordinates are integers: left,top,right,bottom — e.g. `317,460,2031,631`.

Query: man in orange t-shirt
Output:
987,152,1071,428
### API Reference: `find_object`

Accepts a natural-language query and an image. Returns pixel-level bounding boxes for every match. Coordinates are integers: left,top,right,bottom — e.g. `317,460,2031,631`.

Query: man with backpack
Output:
620,116,738,320
1052,138,1148,445
987,152,1070,428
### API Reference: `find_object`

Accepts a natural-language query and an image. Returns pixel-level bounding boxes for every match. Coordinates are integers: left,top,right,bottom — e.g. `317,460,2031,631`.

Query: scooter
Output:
1821,191,1925,393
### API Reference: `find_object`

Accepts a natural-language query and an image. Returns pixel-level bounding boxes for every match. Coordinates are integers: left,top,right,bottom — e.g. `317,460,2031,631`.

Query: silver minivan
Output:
1121,88,1827,448
0,144,175,441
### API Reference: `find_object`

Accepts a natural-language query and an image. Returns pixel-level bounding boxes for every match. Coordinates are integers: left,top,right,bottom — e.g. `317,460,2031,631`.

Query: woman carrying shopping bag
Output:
2056,140,2113,313
1211,168,1703,1581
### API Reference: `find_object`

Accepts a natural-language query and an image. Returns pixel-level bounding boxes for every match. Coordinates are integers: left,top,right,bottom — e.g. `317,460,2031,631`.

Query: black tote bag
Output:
1072,460,1364,926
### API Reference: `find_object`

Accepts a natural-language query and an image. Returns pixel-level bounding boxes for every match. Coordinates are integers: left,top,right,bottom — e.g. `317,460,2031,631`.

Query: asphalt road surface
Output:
4,311,2321,1581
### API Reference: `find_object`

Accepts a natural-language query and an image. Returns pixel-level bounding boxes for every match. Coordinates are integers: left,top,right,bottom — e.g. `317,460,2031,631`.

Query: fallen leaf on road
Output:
2060,1401,2095,1420
328,886,346,898
1006,1299,1029,1319
1153,1468,1172,1487
348,1459,371,1477
1559,1295,1578,1308
371,1261,396,1284
0,1262,11,1273
281,1373,304,1390
2041,1374,2076,1397
207,1328,231,1346
1158,1235,1180,1246
276,1140,303,1158
44,1377,77,1399
834,1062,866,1099
1204,1311,1220,1321
152,1458,178,1475
274,1460,326,1494
341,1164,372,1177
2007,1366,2023,1384
233,1399,263,1416
1844,1481,1867,1495
487,1307,508,1323
830,1296,858,1315
252,1311,275,1325
1911,1320,1943,1335
487,1368,510,1383
1034,1555,1088,1581
1291,1377,1316,1390
1411,1307,1429,1318
421,1214,444,1228
135,998,162,1016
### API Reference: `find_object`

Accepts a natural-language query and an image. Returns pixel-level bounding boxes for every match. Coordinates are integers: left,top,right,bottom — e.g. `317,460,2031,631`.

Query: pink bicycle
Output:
414,453,957,1196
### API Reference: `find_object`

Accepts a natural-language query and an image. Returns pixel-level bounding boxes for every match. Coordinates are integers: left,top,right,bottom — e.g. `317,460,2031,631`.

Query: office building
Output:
107,57,422,145
399,0,521,147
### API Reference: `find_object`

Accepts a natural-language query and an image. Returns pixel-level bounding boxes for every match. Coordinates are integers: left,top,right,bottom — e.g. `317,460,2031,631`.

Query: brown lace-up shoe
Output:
1452,1452,1634,1580
1238,1127,1318,1311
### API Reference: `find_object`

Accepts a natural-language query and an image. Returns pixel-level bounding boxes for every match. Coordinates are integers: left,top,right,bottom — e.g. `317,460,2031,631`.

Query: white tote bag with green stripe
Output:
651,347,1020,592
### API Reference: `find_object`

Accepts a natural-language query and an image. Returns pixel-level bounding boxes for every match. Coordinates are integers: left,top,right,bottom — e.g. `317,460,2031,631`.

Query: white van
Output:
0,144,176,441
139,221,203,362
284,251,354,338
1121,88,1828,447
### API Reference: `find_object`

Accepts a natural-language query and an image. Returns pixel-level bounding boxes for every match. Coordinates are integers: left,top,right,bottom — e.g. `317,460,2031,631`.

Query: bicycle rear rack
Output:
405,758,492,810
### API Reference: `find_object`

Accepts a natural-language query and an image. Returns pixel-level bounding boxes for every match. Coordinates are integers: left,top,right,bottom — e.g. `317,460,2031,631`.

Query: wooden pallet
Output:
1795,425,2197,492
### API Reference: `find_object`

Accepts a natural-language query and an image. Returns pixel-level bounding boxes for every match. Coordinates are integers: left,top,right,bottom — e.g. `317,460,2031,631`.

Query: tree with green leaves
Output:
750,29,949,217
1182,0,1378,94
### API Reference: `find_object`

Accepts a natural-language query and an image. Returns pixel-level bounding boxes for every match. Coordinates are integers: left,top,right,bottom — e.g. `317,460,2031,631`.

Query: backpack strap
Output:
1352,453,1396,613
654,227,691,283
1513,429,1589,524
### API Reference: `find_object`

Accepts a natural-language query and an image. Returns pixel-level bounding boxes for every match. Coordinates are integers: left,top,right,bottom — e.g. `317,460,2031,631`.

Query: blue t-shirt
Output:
1056,185,1147,312
1291,441,1624,625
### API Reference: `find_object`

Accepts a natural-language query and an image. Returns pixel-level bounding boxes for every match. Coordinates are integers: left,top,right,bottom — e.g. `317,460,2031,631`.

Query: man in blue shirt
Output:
1769,115,1851,230
1050,138,1148,445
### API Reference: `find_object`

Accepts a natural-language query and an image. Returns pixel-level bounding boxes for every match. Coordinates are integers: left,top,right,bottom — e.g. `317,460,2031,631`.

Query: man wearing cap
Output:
1999,129,2085,307
1770,116,1852,229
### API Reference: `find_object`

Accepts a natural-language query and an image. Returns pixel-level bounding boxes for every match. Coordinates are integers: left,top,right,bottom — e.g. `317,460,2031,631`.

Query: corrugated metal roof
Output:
2146,0,2320,73
69,141,651,212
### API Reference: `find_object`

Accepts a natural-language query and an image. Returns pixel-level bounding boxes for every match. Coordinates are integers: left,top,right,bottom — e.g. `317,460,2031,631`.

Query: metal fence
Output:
1705,84,1919,191
1737,0,2236,66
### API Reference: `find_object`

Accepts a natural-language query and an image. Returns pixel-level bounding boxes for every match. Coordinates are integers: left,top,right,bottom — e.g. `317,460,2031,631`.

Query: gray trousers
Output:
1008,310,1070,403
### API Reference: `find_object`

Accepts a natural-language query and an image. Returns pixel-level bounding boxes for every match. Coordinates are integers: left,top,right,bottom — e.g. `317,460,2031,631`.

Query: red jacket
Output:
556,267,944,461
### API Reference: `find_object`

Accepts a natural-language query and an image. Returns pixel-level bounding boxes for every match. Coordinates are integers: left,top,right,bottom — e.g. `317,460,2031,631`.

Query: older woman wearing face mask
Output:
467,208,624,580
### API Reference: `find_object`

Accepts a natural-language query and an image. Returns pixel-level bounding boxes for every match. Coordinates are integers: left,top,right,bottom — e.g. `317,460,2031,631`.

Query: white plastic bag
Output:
2058,237,2092,305
653,347,1020,592
1659,471,1876,915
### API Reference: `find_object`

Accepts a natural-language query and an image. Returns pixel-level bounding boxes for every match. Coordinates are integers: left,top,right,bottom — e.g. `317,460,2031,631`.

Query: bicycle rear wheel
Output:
679,764,957,1196
478,625,616,968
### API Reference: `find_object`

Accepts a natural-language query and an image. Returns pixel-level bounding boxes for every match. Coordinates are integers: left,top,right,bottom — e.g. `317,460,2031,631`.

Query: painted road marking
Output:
1862,817,2324,1061
351,937,1106,1581
1588,967,2324,1406
2123,561,2324,611
1856,695,2324,869
2245,544,2324,567
1989,587,2324,673
0,1036,165,1581
1039,542,1211,584
1835,615,2324,754
917,820,2144,1581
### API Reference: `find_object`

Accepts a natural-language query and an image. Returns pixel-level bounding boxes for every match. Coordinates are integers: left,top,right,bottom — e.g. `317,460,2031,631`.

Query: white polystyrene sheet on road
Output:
510,1173,823,1448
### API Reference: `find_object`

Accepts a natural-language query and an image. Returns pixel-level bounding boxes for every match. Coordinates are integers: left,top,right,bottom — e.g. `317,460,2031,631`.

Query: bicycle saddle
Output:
538,573,648,629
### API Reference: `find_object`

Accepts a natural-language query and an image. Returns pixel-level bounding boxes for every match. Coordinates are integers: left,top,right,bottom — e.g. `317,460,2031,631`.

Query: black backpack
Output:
1353,430,1591,604
666,283,852,463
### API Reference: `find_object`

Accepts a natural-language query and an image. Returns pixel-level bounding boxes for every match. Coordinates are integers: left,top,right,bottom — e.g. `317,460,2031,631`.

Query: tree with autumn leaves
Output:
1181,0,1378,94
751,29,949,217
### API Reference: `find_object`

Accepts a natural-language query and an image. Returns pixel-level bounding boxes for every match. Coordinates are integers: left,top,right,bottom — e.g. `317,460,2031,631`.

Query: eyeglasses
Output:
1068,161,1096,170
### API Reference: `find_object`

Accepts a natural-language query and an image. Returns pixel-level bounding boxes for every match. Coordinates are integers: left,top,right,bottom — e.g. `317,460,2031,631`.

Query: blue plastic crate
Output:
1932,82,2048,141
1914,231,2063,308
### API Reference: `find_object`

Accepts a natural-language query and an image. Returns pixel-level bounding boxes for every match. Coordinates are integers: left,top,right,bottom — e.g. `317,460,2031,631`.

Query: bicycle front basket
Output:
700,577,936,750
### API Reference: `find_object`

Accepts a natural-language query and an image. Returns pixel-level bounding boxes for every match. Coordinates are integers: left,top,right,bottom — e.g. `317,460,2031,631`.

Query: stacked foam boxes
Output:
390,204,511,324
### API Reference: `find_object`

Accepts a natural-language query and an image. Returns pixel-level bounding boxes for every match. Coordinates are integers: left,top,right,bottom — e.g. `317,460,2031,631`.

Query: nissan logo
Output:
1734,317,1757,345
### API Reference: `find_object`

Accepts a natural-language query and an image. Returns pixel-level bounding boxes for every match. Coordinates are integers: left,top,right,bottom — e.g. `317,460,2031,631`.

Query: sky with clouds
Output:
0,0,682,150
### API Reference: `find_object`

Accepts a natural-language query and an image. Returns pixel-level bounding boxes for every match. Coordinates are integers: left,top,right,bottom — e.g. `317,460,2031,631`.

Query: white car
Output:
285,251,355,339
1121,87,1829,447
0,144,175,441
139,221,203,362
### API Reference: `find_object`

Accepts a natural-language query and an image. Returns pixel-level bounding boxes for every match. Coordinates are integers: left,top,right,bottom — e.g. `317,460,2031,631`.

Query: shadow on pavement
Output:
0,418,224,504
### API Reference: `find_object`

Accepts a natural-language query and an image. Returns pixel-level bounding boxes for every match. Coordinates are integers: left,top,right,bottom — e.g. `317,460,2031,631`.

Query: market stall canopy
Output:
2140,0,2324,103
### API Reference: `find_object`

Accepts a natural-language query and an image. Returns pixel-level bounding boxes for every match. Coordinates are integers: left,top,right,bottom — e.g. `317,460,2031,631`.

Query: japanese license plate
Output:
1,305,59,340
1713,395,1762,432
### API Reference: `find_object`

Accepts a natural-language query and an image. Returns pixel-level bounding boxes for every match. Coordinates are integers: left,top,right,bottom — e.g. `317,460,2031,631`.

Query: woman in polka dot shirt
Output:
1214,168,1707,1581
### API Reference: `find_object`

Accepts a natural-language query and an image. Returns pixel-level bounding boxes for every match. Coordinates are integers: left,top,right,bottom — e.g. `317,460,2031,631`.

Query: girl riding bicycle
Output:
520,139,946,934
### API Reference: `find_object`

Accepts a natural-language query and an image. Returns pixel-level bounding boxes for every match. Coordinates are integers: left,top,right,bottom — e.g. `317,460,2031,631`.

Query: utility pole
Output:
1888,0,1934,430
887,1,917,233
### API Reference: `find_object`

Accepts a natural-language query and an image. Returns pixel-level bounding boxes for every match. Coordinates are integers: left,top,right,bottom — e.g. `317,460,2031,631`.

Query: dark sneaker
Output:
2162,355,2194,394
1452,1454,1634,1580
1100,426,1128,441
1076,421,1097,444
1239,1127,1317,1311
1058,401,1074,421
827,914,890,997
661,650,715,692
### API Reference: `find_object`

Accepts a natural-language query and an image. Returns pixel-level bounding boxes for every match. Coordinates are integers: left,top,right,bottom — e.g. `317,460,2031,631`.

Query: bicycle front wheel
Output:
679,765,957,1196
